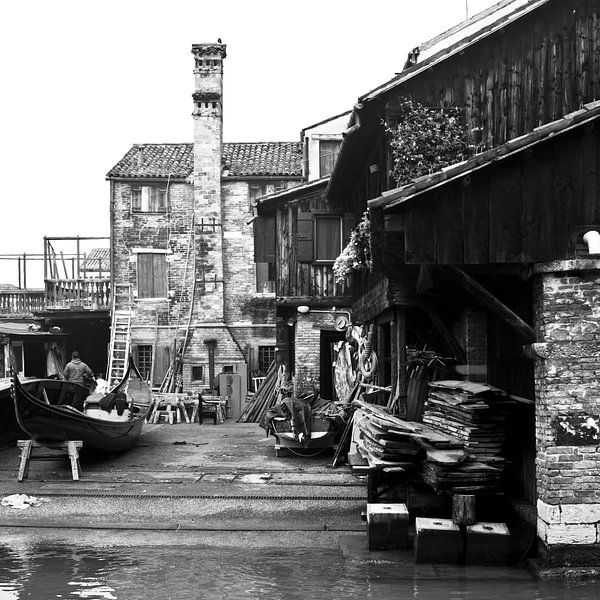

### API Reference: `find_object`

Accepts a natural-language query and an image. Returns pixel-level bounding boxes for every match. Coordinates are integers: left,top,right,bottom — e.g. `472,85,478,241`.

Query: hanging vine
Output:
333,211,372,284
384,98,476,187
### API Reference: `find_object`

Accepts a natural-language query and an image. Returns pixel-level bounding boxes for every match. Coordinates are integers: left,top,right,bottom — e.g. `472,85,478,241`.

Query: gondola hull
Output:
11,359,152,453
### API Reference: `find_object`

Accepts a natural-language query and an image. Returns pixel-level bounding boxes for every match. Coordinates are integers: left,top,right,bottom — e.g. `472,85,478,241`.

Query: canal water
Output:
2,542,600,600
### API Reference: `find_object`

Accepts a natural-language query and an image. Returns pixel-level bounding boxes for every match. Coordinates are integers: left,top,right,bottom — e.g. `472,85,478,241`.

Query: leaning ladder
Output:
107,283,132,387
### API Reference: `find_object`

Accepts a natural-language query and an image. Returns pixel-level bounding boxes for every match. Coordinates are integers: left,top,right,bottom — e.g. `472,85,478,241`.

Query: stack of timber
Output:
351,398,466,474
236,363,278,423
422,380,513,464
418,380,514,492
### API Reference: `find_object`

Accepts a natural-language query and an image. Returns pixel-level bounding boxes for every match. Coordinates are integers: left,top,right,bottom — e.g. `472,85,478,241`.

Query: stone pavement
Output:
0,420,536,580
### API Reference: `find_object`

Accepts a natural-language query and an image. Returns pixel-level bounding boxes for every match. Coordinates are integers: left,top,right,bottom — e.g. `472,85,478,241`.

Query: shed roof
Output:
106,142,303,179
360,0,550,103
369,100,600,213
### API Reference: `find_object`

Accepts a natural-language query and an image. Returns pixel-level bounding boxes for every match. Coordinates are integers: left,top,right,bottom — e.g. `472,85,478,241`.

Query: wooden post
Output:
452,494,476,526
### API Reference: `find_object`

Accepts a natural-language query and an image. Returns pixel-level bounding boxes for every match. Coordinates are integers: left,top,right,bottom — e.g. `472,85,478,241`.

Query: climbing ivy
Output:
385,98,476,187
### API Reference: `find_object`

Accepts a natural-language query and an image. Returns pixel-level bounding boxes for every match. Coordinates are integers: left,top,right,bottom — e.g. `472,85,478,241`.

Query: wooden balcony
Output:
0,289,45,317
44,278,111,311
296,263,349,298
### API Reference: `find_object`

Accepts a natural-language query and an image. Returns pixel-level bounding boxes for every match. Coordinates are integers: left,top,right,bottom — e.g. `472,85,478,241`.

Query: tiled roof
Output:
106,142,302,179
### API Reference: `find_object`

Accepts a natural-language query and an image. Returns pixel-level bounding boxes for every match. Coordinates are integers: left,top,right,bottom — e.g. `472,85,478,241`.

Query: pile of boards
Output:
237,363,278,423
418,380,514,492
352,378,514,493
352,398,467,476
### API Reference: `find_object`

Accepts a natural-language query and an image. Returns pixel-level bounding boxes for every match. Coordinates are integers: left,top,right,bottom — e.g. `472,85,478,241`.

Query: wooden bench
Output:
17,440,83,481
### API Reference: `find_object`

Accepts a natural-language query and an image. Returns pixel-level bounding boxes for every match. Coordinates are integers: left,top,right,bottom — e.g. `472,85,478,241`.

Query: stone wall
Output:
533,261,600,566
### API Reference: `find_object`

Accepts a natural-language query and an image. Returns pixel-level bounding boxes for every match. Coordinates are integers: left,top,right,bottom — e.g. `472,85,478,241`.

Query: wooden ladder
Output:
107,284,132,387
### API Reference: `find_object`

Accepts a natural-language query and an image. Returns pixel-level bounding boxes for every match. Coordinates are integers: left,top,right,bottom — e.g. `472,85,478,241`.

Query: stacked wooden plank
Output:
418,380,514,492
422,380,512,464
351,399,466,472
236,363,278,423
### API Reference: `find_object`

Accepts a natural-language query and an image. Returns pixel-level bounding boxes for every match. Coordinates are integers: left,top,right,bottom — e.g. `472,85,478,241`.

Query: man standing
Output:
63,351,95,410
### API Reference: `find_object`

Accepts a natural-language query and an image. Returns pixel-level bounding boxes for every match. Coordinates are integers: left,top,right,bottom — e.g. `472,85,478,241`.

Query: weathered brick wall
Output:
534,263,600,563
452,308,488,382
222,180,257,323
294,312,336,395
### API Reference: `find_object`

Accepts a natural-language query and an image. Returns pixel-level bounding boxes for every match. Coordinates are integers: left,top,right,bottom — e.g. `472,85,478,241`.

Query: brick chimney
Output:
191,42,227,322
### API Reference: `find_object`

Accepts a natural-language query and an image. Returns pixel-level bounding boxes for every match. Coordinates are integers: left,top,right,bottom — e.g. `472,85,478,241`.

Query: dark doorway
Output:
320,330,345,400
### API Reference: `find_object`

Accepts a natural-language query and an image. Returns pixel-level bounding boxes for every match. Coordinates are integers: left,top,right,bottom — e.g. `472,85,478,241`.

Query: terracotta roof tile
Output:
107,142,302,179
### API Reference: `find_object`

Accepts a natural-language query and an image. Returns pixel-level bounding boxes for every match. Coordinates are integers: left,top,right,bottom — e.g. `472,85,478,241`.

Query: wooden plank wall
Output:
403,125,600,264
385,1,600,150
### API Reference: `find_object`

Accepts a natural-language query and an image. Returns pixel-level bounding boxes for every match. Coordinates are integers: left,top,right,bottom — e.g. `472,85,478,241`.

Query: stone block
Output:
561,503,600,524
366,503,409,551
465,522,510,565
414,517,462,564
545,523,597,545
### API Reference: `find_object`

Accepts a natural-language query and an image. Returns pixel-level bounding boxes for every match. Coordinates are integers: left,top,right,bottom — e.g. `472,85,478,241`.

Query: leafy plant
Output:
385,99,476,186
333,211,372,283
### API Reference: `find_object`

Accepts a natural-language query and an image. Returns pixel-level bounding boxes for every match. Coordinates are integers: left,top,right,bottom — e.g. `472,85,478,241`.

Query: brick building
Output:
106,43,302,417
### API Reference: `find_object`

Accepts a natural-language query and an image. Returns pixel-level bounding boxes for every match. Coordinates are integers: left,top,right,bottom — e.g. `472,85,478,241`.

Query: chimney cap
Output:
191,43,227,59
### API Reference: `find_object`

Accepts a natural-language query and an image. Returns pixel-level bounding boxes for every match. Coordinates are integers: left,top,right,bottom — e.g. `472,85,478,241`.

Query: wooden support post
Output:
441,265,535,342
452,494,477,526
421,301,467,364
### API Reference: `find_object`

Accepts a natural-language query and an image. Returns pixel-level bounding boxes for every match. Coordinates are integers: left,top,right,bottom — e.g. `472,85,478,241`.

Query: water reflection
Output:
1,543,600,600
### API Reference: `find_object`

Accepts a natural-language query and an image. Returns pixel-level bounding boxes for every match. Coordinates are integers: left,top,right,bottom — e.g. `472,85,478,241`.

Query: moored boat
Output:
11,357,152,453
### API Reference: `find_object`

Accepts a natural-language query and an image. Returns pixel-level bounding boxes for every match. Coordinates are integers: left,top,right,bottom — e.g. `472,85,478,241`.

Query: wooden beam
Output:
441,265,536,342
420,301,467,364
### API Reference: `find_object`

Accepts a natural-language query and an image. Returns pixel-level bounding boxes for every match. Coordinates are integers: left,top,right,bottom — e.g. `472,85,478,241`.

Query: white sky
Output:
0,0,499,286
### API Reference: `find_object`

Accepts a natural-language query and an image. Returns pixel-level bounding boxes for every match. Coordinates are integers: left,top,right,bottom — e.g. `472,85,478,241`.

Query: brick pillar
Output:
453,308,487,382
533,260,600,567
191,42,227,323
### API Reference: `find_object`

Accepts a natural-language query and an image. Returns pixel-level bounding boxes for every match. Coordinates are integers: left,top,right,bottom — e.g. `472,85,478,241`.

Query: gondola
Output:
11,357,152,453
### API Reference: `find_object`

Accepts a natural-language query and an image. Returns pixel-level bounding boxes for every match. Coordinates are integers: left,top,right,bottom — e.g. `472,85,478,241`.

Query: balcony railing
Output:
45,278,111,310
0,289,44,317
297,263,349,297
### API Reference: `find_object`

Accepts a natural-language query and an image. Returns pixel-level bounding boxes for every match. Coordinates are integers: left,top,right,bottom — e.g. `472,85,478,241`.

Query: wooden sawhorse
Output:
17,440,83,481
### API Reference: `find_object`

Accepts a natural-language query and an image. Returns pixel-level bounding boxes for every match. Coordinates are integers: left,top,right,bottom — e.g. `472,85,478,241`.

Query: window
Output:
134,344,153,381
258,346,276,373
315,215,342,262
254,216,276,292
137,253,167,298
192,366,204,382
132,185,167,213
319,140,342,177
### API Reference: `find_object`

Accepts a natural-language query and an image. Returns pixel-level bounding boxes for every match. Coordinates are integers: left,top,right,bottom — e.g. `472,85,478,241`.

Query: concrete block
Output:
414,517,462,564
465,522,510,565
366,503,409,551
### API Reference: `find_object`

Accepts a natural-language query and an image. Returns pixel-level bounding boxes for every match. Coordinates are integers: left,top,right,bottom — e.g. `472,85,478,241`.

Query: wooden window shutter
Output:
137,254,153,298
153,345,171,387
297,212,314,263
254,216,275,263
153,254,167,297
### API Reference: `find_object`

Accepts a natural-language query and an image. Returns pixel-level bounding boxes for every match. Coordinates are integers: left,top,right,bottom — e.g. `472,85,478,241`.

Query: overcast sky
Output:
0,0,499,285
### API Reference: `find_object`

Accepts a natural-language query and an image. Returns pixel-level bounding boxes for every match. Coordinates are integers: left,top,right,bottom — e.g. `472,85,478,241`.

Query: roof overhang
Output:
255,178,329,213
369,100,600,214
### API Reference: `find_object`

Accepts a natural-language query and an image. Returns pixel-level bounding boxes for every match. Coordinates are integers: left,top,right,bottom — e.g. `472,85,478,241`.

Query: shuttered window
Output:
137,253,168,298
